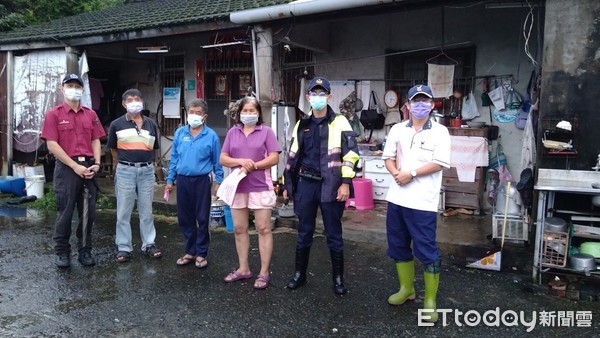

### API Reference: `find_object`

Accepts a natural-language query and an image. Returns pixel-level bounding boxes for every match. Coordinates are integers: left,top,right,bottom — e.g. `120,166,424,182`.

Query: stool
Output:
345,178,374,210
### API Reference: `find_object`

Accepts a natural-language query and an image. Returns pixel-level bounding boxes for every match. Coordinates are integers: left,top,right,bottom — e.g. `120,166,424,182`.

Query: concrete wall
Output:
283,3,541,208
315,4,532,170
539,0,600,170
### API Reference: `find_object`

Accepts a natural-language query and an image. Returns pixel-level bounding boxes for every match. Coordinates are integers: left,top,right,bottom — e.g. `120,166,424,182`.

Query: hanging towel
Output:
449,136,489,182
427,64,454,98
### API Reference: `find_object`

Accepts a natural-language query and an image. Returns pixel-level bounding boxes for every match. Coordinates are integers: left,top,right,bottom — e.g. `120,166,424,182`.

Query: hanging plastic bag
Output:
488,86,506,111
461,91,480,120
504,86,522,109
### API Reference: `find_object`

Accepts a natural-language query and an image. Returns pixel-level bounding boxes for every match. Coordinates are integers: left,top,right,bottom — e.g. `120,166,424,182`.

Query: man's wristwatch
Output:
410,170,417,179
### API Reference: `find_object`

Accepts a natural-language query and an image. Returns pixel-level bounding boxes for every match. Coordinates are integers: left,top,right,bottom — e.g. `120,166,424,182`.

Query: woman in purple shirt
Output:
220,97,281,289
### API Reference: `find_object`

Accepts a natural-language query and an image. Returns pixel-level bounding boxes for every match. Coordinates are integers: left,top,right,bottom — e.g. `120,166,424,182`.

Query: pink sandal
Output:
254,274,270,290
224,270,253,283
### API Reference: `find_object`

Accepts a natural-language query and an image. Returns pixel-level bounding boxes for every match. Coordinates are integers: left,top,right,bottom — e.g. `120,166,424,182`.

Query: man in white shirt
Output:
381,84,450,323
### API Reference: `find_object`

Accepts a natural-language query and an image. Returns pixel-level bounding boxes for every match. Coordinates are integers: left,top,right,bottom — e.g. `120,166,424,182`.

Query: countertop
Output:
534,169,600,194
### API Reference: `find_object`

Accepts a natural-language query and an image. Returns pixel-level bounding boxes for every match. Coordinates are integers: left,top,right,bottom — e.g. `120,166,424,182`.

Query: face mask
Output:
309,96,328,112
64,88,82,101
187,114,204,128
410,101,432,119
240,114,258,126
126,102,143,114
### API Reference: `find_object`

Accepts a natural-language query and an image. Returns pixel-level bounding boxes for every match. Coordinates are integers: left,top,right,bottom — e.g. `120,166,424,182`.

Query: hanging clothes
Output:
519,107,537,172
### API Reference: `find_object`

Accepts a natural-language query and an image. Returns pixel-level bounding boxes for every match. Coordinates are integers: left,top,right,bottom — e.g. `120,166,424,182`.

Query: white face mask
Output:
187,114,204,128
64,88,82,101
240,114,258,126
126,102,143,114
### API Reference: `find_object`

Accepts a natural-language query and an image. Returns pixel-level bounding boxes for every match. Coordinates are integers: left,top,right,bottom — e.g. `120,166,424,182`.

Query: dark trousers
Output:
53,160,97,255
294,178,345,251
386,202,439,265
176,174,211,257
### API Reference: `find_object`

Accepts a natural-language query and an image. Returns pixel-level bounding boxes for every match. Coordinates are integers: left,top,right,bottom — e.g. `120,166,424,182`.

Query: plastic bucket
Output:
224,205,234,232
0,176,26,196
25,175,45,199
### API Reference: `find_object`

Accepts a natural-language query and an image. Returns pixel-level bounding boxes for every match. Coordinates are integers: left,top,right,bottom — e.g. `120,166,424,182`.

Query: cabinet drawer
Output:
373,186,388,200
364,159,388,173
365,172,393,188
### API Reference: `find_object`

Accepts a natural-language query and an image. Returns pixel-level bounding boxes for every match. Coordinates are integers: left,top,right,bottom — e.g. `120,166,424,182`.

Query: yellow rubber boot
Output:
422,271,440,322
387,261,416,305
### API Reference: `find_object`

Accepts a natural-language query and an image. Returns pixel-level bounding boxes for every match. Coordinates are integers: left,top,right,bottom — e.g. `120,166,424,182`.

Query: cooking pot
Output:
569,253,599,275
450,119,462,128
592,195,600,207
544,217,567,233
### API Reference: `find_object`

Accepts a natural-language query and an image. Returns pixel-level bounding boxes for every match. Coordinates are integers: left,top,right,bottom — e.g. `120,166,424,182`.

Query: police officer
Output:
283,77,359,295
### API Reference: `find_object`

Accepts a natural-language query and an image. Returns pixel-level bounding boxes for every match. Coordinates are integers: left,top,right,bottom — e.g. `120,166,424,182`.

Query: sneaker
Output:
78,251,96,267
55,254,71,268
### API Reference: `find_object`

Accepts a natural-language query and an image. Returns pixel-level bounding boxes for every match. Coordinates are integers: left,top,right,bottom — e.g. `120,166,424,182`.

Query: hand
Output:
165,183,173,192
336,183,350,202
84,164,100,179
73,164,92,179
213,184,220,196
238,159,256,173
392,170,412,186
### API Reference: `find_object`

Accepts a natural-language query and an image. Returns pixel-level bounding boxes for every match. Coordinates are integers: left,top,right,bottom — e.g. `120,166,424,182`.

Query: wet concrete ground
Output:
0,206,599,336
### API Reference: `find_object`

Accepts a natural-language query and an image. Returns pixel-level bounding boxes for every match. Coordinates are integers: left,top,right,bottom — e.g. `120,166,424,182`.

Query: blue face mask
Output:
410,101,432,119
309,96,328,112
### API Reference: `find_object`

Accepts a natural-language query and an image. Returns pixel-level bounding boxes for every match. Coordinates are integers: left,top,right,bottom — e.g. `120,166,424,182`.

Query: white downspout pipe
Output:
251,27,260,98
231,0,398,24
6,50,13,175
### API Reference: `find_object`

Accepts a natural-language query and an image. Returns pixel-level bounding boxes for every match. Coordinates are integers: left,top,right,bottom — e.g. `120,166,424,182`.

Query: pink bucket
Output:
345,178,374,210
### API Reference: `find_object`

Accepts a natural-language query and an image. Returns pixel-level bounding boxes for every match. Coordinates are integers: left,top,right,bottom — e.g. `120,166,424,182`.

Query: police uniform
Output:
283,77,359,295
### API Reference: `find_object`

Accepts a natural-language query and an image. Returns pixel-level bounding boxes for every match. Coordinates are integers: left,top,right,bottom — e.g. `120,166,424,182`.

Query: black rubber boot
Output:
330,250,348,295
287,247,310,289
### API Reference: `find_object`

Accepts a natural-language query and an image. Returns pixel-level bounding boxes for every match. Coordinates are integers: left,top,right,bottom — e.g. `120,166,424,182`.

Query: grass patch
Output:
29,187,57,211
29,187,115,211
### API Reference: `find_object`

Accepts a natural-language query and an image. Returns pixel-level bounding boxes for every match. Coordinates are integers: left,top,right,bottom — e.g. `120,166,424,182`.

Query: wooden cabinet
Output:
443,127,488,213
442,167,484,212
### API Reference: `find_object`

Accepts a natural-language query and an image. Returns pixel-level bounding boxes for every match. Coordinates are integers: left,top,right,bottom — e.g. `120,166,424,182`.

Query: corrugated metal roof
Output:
0,0,292,45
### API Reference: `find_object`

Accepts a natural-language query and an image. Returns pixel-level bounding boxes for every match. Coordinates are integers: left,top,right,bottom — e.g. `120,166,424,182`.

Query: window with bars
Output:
159,53,185,136
280,46,314,105
385,47,476,102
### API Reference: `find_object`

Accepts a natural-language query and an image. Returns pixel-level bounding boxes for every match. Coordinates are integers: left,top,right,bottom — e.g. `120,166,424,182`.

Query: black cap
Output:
62,74,83,86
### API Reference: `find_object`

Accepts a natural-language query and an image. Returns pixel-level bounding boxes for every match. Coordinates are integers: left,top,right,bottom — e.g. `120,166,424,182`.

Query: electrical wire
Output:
522,0,539,68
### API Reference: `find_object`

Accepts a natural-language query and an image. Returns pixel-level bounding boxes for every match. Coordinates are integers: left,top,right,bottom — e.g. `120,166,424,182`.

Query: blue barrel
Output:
224,205,234,232
0,176,26,197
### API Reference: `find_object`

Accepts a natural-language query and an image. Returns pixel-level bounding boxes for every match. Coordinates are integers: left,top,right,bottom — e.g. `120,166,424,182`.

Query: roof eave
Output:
0,20,241,52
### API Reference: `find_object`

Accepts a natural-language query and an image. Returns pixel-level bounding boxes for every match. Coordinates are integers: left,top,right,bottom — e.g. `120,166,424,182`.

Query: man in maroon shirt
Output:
41,74,106,268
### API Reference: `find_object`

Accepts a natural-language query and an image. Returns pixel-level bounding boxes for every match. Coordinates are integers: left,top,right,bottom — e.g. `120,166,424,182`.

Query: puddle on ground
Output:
0,205,42,219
